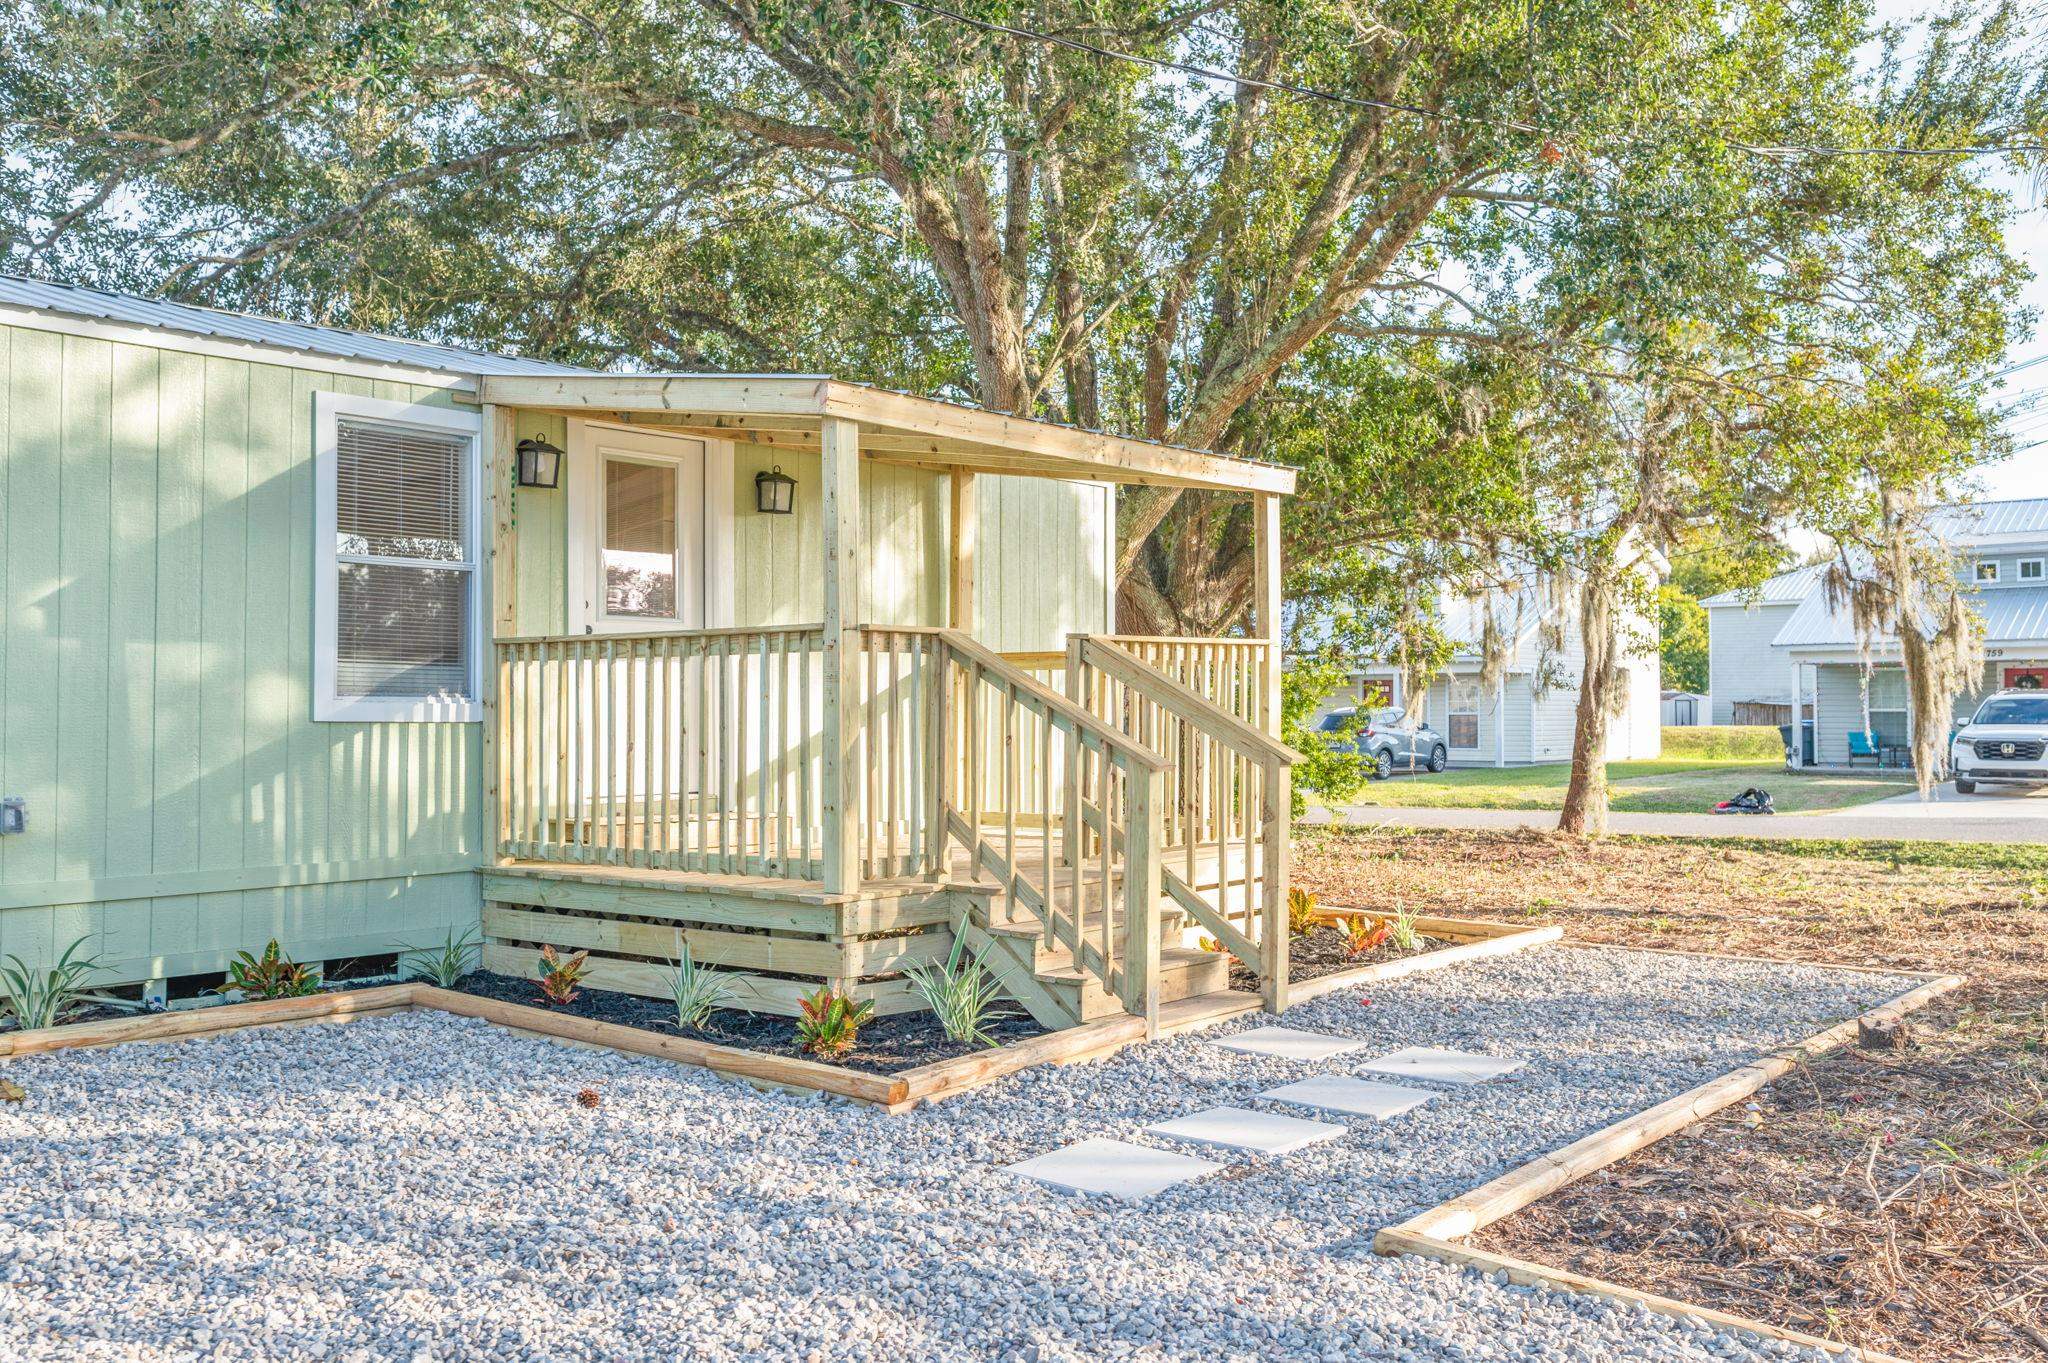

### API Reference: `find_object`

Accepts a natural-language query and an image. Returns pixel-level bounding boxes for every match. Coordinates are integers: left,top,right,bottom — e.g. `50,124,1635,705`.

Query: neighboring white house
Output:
1704,498,2048,768
1317,559,1664,767
1661,690,1708,726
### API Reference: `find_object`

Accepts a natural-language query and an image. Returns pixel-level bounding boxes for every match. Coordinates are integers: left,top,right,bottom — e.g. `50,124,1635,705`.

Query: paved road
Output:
1309,782,2048,844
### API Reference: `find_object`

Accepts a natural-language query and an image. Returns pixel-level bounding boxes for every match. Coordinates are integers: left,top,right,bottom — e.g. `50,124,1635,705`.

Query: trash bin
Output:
1779,721,1814,767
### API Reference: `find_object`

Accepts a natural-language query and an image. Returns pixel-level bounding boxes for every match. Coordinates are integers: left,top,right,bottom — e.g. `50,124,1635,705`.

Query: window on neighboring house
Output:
2020,558,2044,582
315,393,483,722
1446,677,1482,749
1974,559,2000,584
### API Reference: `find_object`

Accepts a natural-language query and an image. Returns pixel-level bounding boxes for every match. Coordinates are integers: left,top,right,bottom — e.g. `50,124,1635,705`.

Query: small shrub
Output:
662,935,736,1030
1343,915,1392,959
795,987,874,1059
0,937,104,1030
1387,905,1424,952
399,925,481,988
903,938,1007,1047
1286,887,1320,938
221,940,321,1000
534,945,590,1007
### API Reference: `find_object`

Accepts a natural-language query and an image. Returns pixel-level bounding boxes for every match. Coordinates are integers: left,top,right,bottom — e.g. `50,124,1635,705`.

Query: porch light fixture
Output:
515,433,565,489
754,465,797,515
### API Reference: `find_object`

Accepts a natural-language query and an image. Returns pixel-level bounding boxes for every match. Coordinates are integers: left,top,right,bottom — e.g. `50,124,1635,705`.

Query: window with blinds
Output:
316,396,480,721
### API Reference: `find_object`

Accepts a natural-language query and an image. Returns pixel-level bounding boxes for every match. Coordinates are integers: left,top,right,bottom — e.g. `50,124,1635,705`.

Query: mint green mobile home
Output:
0,276,1298,1034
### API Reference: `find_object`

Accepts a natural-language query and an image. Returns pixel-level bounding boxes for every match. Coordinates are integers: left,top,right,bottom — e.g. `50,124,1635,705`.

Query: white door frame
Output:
565,418,735,633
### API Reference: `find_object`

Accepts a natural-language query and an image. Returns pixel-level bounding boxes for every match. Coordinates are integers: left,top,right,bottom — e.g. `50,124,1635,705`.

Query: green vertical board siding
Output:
0,323,482,984
508,408,568,635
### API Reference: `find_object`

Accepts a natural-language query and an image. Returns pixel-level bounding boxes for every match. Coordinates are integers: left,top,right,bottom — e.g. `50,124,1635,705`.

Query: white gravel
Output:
0,944,1913,1362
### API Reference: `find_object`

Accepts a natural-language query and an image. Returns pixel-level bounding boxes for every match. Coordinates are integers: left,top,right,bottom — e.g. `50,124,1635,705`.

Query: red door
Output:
2002,666,2048,690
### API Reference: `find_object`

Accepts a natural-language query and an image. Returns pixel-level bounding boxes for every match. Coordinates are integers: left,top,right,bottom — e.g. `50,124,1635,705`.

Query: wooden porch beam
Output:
821,415,863,895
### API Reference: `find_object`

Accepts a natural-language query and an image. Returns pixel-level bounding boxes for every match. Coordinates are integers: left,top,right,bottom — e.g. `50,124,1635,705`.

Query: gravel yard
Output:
0,945,1918,1363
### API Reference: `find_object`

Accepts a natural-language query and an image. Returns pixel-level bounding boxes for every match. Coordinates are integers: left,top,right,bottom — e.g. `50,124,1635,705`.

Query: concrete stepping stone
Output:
1003,1137,1224,1200
1260,1075,1433,1121
1209,1025,1366,1061
1145,1105,1348,1156
1359,1046,1525,1085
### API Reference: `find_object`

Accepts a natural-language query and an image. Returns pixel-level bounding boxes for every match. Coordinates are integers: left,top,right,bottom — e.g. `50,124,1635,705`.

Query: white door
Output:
568,422,708,633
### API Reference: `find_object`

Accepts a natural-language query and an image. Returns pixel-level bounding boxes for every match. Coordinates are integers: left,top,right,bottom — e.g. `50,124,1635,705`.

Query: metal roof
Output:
1699,562,1825,609
1931,497,2048,543
1772,582,2048,649
0,273,596,379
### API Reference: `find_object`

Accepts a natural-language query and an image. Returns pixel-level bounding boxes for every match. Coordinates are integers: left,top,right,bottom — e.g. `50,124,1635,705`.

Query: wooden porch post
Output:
821,417,863,894
950,470,976,634
1253,491,1290,1013
481,402,511,867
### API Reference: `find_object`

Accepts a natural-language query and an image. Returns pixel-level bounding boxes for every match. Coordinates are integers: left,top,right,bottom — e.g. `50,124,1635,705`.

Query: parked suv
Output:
1317,707,1449,779
1950,689,2048,794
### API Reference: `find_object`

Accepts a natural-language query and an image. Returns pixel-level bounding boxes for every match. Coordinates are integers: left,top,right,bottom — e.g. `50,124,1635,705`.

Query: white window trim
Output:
1974,559,2000,584
313,392,486,723
565,418,734,633
2019,557,2044,582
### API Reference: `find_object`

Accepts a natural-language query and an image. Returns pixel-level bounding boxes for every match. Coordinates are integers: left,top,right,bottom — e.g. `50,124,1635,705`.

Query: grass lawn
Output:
1296,824,2048,1363
1330,757,1914,814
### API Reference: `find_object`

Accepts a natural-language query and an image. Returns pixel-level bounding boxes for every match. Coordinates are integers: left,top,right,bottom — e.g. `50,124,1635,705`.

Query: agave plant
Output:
221,939,322,1000
903,938,1008,1047
0,937,105,1031
662,935,736,1030
398,925,481,988
794,987,875,1059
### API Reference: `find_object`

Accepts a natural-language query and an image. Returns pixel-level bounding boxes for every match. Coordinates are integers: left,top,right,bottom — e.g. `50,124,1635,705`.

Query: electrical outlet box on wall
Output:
0,797,21,836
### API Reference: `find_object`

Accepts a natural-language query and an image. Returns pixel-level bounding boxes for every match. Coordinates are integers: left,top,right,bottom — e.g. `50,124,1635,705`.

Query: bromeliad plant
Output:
398,925,481,988
1287,887,1321,938
1343,914,1392,960
903,938,1007,1048
662,935,736,1030
534,945,590,1007
221,939,322,1000
0,937,106,1031
795,987,875,1059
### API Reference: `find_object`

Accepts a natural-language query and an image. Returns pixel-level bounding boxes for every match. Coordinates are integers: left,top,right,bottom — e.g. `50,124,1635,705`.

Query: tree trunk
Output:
1558,566,1621,836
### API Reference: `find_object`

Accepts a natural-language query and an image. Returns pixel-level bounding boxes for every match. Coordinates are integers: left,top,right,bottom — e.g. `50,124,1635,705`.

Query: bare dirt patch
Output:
1298,824,2048,1363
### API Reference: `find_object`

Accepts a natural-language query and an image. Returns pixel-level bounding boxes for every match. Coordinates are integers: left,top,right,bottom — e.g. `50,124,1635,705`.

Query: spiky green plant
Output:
221,940,322,999
0,937,105,1031
903,937,1008,1047
662,935,736,1030
398,925,481,988
1387,905,1425,952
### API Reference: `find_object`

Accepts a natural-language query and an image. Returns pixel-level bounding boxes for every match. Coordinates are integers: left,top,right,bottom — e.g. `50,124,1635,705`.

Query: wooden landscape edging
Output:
1288,912,1561,1006
1373,967,1965,1362
0,984,420,1059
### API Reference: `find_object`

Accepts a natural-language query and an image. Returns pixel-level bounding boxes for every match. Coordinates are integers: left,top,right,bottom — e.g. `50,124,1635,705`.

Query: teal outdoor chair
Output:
1846,730,1880,767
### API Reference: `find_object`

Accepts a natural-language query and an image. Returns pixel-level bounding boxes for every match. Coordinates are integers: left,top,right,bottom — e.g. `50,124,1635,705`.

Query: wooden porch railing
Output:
872,628,1171,1028
493,626,828,878
1069,634,1301,1011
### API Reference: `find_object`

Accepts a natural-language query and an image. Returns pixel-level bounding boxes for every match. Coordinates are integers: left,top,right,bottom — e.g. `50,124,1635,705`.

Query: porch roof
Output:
476,373,1296,495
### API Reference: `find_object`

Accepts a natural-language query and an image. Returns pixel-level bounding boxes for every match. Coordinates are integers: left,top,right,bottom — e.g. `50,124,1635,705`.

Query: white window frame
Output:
1974,559,2000,584
565,419,735,634
1445,676,1483,750
313,392,485,723
2019,557,2044,582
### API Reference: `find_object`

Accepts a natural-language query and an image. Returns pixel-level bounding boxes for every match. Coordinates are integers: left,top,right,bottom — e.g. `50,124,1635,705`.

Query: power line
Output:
876,0,2048,162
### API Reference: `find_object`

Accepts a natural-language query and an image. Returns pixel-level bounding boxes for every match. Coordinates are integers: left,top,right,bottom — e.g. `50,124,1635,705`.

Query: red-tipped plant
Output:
534,945,590,1007
795,987,875,1059
1343,915,1392,959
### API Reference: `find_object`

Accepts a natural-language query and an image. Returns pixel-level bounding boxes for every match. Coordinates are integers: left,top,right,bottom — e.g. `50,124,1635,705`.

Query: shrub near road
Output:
1298,825,2048,1363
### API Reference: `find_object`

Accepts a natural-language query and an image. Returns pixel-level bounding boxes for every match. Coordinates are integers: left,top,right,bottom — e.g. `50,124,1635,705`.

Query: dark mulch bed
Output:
446,970,1046,1076
1225,922,1442,991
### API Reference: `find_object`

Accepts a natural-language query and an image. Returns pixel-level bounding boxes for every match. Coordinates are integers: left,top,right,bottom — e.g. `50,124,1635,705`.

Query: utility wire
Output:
877,0,2048,161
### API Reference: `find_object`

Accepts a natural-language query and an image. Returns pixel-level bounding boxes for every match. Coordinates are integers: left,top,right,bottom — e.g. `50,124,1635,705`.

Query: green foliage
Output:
533,945,589,1007
1661,726,1785,761
399,925,481,989
662,937,736,1030
1387,905,1424,953
222,940,322,1000
902,937,1008,1048
0,937,104,1031
795,987,875,1059
1280,654,1366,811
1657,584,1710,695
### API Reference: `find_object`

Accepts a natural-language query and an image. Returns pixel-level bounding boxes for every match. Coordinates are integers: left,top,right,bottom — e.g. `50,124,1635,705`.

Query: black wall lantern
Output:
754,465,797,515
515,433,565,489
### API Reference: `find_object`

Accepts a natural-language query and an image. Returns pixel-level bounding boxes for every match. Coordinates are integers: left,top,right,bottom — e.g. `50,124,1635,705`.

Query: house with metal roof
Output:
0,273,1303,1032
1702,499,2048,767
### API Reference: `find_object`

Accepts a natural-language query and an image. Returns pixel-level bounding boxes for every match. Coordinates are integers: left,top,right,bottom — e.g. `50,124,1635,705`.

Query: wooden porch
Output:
475,376,1298,1034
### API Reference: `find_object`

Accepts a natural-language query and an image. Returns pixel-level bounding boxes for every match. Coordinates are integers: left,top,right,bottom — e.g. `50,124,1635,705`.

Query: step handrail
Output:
1070,636,1304,768
907,627,1170,773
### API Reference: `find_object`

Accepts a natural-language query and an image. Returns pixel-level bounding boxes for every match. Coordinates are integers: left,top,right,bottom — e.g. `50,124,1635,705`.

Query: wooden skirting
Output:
1373,965,1965,1360
1287,912,1561,1005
